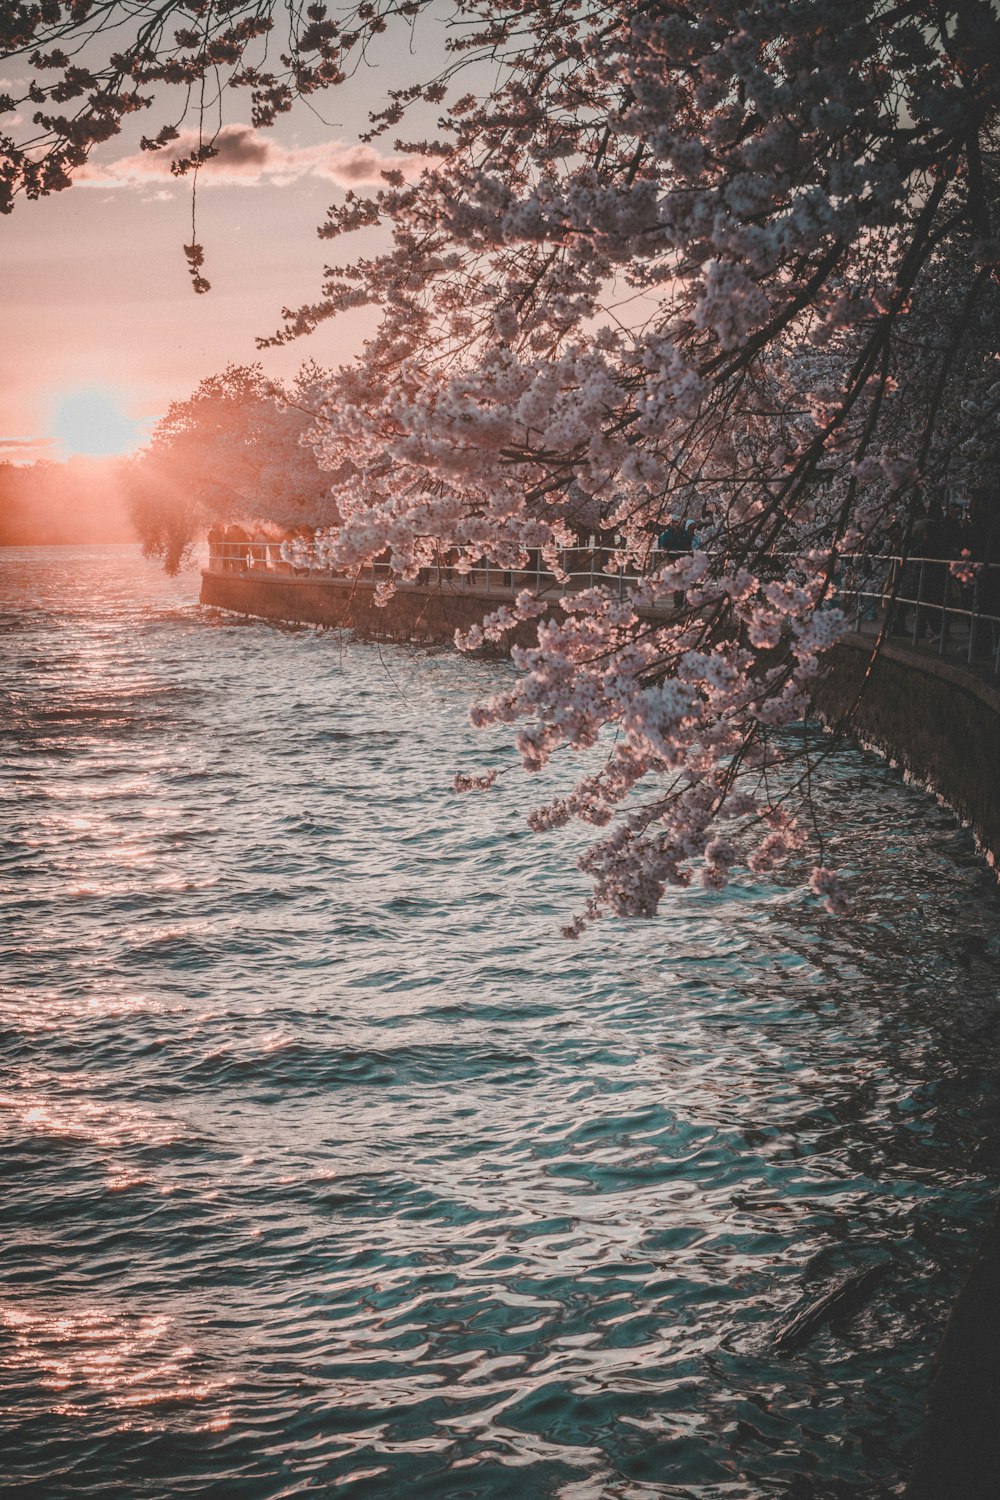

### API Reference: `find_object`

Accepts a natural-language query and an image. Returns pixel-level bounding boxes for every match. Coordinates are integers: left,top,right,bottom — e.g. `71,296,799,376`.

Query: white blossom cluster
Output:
264,0,1000,928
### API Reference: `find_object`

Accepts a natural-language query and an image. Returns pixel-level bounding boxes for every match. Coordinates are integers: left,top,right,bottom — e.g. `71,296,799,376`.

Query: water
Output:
3,544,1000,1500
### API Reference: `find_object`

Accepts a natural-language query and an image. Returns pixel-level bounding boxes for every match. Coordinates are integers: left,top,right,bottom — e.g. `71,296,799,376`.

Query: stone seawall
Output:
811,634,1000,871
200,569,549,650
812,638,1000,1500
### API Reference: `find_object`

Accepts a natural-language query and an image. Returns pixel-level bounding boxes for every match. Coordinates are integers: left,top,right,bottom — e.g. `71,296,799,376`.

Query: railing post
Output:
939,568,949,656
968,571,980,665
911,561,926,647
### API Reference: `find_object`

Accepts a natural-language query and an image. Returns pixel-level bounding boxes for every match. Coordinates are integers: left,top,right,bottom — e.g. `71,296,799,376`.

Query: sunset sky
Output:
0,31,434,465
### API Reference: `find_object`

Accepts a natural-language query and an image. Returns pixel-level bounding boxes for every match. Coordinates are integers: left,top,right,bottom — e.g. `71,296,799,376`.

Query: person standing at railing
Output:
207,523,224,571
224,522,250,573
267,528,289,573
657,517,693,607
657,517,691,557
250,528,269,569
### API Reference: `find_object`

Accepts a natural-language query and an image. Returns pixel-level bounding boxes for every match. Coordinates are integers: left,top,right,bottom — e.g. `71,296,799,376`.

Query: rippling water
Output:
3,544,1000,1500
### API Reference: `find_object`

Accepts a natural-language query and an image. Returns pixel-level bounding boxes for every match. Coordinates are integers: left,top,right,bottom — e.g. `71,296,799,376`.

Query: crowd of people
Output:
206,522,318,574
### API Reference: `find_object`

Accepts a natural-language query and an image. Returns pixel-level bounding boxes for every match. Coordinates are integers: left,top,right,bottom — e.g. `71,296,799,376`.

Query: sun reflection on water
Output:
0,1071,181,1151
0,1304,233,1425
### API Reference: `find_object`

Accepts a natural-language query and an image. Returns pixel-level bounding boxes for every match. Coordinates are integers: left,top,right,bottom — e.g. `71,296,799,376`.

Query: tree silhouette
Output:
126,363,335,572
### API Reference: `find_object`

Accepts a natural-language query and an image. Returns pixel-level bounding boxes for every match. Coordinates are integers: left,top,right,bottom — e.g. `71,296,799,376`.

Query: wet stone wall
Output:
200,570,547,651
811,635,1000,874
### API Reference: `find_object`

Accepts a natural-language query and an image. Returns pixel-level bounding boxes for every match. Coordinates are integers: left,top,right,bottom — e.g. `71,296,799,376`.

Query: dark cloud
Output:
82,125,422,189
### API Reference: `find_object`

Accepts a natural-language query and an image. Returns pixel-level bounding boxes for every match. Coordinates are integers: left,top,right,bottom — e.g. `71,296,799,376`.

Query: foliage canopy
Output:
125,363,335,572
6,1,1000,922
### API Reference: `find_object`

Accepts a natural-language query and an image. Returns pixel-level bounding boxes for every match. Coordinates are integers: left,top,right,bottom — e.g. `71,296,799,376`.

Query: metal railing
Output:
838,554,1000,673
205,543,1000,673
206,541,680,601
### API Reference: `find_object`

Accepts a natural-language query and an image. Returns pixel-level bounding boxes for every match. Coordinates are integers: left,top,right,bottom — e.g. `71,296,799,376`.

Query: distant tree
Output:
126,362,335,572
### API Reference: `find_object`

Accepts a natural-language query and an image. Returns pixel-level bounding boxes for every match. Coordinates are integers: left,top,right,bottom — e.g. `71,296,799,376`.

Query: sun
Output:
51,385,143,458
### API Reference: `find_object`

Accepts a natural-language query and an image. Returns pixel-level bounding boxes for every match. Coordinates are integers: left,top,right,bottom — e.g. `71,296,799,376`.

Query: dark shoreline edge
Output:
813,639,1000,1498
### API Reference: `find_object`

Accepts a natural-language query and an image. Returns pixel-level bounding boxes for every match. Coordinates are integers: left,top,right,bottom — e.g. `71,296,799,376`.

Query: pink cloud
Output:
79,124,421,190
0,435,57,464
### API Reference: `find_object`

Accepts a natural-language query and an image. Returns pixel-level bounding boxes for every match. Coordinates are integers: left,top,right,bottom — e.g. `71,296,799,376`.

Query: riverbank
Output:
200,567,1000,866
811,633,1000,875
201,566,550,649
816,640,1000,1499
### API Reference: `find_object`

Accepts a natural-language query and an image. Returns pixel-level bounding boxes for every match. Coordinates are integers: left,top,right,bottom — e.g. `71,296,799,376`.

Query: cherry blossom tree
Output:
279,1,1000,927
7,1,1000,923
126,362,335,572
1,0,422,287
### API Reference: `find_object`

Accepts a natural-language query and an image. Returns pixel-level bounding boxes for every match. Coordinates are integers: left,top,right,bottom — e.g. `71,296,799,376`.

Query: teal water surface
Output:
2,545,1000,1500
